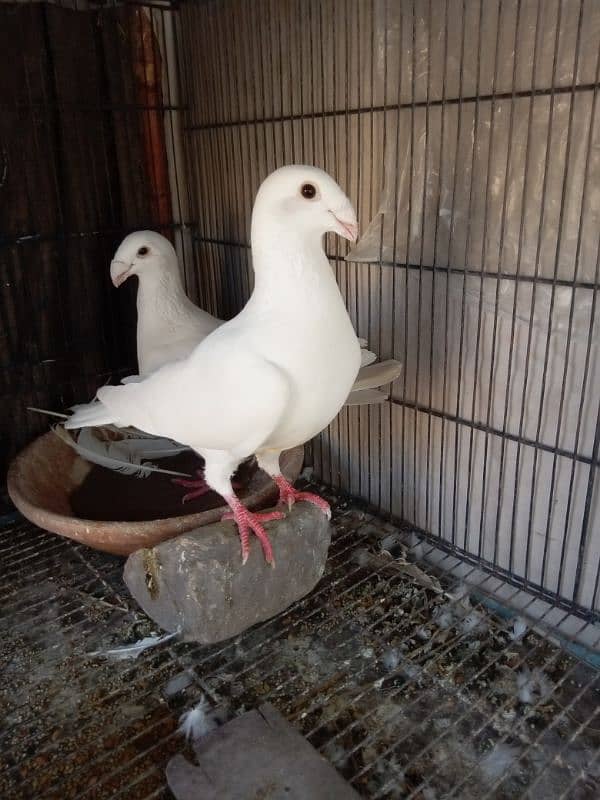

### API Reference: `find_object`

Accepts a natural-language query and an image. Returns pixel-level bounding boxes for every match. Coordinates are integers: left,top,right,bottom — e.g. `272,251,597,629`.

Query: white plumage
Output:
109,231,221,378
111,232,400,403
177,696,219,741
67,166,365,564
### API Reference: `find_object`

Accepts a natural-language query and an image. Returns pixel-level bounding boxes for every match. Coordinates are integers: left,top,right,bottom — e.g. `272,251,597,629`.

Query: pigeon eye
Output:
300,183,317,200
137,246,149,257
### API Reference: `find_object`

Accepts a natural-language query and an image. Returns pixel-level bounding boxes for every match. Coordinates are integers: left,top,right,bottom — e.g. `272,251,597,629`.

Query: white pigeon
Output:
110,231,221,378
110,231,398,401
67,166,363,565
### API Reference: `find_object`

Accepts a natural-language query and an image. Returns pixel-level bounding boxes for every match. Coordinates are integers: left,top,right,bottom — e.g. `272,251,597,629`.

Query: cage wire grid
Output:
1,486,599,799
0,0,194,481
169,0,600,619
1,0,600,798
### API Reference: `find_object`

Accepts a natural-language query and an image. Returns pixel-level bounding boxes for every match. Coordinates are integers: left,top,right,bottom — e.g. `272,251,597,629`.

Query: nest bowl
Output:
7,431,304,556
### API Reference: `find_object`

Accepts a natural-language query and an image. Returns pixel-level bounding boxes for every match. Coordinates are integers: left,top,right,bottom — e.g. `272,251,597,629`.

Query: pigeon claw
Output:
273,475,331,519
223,498,283,566
172,469,211,502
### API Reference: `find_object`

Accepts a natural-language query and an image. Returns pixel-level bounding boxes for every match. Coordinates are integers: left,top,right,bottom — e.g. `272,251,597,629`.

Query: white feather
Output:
88,628,179,660
54,426,190,478
516,667,553,704
480,743,521,781
460,609,487,634
509,616,528,641
178,696,219,741
27,406,68,420
359,347,377,367
345,388,390,406
352,360,403,392
382,648,401,671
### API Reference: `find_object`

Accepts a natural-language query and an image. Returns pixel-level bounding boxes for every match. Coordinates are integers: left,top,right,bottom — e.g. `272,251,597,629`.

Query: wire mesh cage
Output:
173,0,600,620
0,0,190,481
2,0,599,614
1,0,600,797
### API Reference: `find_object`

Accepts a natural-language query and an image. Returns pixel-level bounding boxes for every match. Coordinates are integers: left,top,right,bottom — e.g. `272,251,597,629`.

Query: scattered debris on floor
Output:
1,483,598,798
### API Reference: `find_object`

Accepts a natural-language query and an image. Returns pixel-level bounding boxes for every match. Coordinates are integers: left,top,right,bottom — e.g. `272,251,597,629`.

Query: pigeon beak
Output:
110,259,132,288
330,211,359,243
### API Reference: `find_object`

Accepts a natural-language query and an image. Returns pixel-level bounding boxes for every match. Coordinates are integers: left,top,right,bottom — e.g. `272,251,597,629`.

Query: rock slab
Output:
166,703,361,800
123,503,331,643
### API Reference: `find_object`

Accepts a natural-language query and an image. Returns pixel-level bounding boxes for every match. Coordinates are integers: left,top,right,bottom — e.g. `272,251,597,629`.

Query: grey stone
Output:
166,703,361,800
123,503,331,644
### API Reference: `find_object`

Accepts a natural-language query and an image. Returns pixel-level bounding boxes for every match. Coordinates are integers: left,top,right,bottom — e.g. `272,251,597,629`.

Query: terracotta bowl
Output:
7,432,304,556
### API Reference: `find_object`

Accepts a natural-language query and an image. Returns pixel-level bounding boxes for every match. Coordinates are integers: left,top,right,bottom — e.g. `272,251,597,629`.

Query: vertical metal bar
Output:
375,0,390,515
274,0,286,163
155,8,185,292
388,0,404,520
319,0,336,488
410,0,421,523
205,5,238,316
573,396,600,605
552,57,600,598
399,0,415,520
226,1,253,306
417,0,434,531
462,0,503,560
427,0,450,540
306,0,322,479
450,0,484,549
436,0,466,545
479,0,523,568
217,1,242,309
186,4,217,312
178,3,211,307
354,0,363,499
264,0,278,172
329,0,345,488
534,0,587,591
295,0,306,164
366,0,376,507
492,0,543,575
344,0,352,494
248,0,272,303
219,4,247,314
515,0,567,585
287,0,297,162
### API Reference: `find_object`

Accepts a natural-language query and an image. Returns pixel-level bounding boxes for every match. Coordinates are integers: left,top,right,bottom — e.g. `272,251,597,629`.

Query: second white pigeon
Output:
110,231,400,404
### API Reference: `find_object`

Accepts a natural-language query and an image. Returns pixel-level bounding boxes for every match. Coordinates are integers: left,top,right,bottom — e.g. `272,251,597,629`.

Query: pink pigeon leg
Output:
172,469,211,503
273,475,331,519
222,495,284,565
173,469,244,503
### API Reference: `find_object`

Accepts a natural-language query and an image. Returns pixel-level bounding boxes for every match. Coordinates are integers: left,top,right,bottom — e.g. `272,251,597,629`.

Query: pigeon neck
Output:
137,266,187,309
251,224,330,288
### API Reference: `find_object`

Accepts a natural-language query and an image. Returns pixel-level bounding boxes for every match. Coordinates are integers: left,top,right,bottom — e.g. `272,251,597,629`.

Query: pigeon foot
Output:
174,470,245,503
172,469,211,502
273,475,331,519
222,496,284,565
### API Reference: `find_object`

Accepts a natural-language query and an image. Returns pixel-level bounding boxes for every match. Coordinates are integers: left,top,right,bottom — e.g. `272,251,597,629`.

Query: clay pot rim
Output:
7,431,304,555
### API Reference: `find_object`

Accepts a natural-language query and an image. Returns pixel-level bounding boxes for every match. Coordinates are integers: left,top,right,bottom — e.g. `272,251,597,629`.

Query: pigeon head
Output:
110,231,178,288
252,165,358,245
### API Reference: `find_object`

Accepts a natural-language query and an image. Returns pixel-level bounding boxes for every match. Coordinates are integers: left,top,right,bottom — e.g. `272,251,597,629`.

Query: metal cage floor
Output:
1,485,598,800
